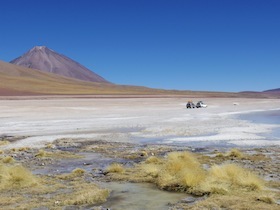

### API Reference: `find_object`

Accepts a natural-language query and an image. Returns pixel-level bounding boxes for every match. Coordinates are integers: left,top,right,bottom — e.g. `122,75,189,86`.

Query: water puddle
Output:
134,133,236,149
238,110,280,140
101,182,187,210
238,110,280,125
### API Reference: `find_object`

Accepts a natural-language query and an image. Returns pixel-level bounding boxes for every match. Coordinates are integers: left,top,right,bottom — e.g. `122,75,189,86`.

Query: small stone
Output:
62,206,80,210
32,207,49,210
83,162,91,165
181,197,196,203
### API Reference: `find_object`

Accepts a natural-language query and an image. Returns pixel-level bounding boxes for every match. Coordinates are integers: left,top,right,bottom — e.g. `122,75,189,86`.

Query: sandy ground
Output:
0,97,280,149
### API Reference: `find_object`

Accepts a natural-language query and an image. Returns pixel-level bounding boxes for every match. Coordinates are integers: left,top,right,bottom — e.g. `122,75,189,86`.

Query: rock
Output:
32,207,49,210
88,207,110,210
62,206,80,210
181,197,196,203
83,162,91,165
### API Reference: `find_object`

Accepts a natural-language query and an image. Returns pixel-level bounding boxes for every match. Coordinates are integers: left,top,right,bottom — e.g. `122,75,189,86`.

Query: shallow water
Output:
101,182,187,210
239,110,280,125
238,110,280,139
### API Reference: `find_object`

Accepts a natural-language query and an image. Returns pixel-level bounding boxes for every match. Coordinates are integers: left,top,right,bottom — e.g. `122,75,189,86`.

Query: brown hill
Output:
0,60,167,96
0,60,233,97
10,46,109,83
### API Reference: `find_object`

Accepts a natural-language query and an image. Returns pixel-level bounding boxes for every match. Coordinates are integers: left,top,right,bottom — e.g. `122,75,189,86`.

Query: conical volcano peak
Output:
35,45,45,49
34,45,46,50
30,46,47,51
29,46,54,54
10,46,109,83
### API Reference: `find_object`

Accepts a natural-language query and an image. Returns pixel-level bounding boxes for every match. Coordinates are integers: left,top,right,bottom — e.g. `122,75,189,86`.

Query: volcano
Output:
10,46,109,83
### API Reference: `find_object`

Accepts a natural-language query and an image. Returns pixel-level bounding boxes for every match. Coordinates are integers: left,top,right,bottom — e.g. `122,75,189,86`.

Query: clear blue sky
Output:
1,0,279,92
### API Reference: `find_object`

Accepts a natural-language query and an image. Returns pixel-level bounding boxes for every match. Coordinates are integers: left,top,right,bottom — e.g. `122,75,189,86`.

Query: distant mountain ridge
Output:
0,59,279,98
10,46,109,83
263,88,280,93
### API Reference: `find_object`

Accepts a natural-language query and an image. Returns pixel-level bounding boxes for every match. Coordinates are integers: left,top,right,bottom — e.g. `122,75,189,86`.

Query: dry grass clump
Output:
107,151,266,197
186,192,279,210
106,163,125,173
58,168,86,180
10,148,18,152
140,151,148,157
215,152,225,158
35,149,82,159
0,164,38,189
0,195,25,207
227,148,244,158
140,164,160,178
18,147,31,152
145,156,162,164
0,162,110,209
71,168,86,176
105,151,278,210
256,195,275,204
213,148,244,159
201,163,264,194
213,149,271,164
156,152,206,192
2,156,15,164
45,143,55,149
0,140,10,146
35,149,47,158
247,153,270,162
63,183,110,205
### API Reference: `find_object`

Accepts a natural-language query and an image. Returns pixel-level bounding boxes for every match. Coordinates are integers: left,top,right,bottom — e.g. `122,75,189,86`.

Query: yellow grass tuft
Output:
63,184,110,205
140,164,160,178
188,192,279,210
0,140,10,146
165,151,201,174
58,168,86,180
155,151,206,192
71,168,86,176
45,143,55,149
18,147,31,152
0,164,38,189
140,151,148,157
106,151,266,197
145,156,162,164
227,148,244,158
203,163,264,192
35,149,82,159
2,156,15,164
106,163,125,173
10,148,18,152
0,162,110,209
35,149,46,158
215,152,225,158
256,195,275,204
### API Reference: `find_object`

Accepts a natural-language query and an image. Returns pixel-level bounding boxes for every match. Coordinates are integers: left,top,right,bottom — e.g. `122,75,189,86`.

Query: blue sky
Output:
1,0,279,92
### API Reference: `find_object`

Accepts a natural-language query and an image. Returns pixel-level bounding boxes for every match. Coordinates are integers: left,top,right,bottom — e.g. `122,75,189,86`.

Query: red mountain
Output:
10,46,109,83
